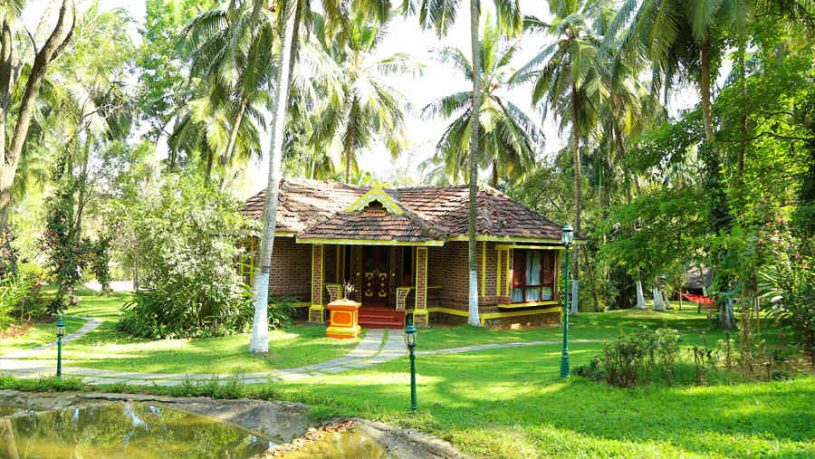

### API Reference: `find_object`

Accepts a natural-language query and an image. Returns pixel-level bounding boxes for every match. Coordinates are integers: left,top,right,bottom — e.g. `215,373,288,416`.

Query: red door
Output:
362,247,390,307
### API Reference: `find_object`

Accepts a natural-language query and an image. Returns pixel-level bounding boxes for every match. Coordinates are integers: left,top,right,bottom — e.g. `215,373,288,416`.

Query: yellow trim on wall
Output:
496,247,509,296
448,235,562,244
276,302,311,308
407,306,561,325
298,238,443,247
497,300,559,309
506,250,513,299
496,244,565,251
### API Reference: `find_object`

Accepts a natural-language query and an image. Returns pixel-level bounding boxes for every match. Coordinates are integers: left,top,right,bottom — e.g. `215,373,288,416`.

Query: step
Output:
360,321,405,330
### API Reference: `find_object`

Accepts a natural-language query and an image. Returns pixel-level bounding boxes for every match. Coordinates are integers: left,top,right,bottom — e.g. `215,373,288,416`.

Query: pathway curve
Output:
0,315,601,386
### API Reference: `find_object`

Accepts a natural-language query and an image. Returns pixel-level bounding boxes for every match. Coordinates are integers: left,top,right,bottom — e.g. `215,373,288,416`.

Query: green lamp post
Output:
405,318,418,412
560,223,574,378
56,314,65,379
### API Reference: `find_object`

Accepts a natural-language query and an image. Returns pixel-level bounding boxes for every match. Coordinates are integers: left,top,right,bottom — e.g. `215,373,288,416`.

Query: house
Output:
242,179,570,329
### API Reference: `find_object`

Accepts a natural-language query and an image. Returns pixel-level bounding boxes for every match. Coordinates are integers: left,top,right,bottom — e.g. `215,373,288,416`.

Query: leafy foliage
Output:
0,272,49,331
589,327,681,387
116,175,256,339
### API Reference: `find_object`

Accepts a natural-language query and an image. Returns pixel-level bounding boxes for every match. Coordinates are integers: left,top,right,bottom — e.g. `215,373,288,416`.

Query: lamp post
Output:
560,224,574,378
56,315,65,379
405,319,418,412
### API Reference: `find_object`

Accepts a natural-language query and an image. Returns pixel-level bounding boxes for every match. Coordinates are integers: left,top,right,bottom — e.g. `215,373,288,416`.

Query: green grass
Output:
261,346,814,459
15,288,362,374
2,291,812,458
0,317,85,356
418,307,782,351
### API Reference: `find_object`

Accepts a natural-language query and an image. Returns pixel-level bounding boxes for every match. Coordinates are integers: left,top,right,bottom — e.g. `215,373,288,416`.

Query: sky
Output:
24,0,701,197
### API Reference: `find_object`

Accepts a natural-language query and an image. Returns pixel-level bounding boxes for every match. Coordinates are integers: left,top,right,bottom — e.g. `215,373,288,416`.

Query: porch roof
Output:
243,179,567,243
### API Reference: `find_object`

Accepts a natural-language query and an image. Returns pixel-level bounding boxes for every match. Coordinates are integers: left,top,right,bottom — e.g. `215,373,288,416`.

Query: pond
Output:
0,402,274,459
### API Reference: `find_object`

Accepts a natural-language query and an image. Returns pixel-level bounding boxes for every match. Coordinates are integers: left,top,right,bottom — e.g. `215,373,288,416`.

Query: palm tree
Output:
422,19,542,187
608,0,751,142
310,13,414,182
0,0,74,229
403,0,522,327
249,0,298,354
513,1,607,315
607,0,751,329
248,0,392,353
183,1,275,182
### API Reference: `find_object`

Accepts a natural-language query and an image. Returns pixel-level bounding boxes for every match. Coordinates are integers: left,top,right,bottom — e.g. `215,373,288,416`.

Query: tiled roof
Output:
243,179,564,242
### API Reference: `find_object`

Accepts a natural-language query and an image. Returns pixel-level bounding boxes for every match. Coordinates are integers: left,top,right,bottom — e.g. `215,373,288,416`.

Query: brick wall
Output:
268,237,311,301
427,241,506,311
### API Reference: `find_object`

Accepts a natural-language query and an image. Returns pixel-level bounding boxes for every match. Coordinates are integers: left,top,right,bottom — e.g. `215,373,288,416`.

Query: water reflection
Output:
280,429,394,459
1,402,273,459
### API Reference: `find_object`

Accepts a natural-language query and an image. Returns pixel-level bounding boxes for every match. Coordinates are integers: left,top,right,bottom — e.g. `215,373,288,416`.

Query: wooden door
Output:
362,246,390,307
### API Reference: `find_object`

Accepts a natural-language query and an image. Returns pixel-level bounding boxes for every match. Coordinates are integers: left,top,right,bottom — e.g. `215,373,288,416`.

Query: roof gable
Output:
344,183,404,215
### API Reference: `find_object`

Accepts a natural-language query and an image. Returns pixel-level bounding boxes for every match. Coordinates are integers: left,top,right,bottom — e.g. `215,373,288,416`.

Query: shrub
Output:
115,175,256,339
0,272,49,330
269,296,297,329
761,251,815,366
595,327,681,388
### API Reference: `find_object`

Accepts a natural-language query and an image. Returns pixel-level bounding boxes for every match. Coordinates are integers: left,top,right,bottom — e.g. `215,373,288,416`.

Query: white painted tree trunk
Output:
249,6,296,354
468,270,480,326
652,285,665,311
635,278,646,309
465,0,481,328
571,279,579,316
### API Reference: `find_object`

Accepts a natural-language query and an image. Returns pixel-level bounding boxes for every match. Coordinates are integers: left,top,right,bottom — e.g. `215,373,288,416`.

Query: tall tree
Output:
249,0,297,354
403,0,522,327
422,18,542,186
513,0,606,315
310,13,413,182
0,0,75,228
607,0,753,328
184,0,276,182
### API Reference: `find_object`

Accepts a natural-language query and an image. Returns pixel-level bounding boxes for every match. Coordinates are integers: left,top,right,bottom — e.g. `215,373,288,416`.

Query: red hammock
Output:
681,293,715,305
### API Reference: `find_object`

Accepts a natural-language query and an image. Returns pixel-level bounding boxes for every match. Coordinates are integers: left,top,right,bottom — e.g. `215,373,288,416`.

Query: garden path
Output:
0,316,601,386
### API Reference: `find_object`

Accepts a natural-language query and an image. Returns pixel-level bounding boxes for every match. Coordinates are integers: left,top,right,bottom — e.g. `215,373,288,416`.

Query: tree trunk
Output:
635,277,646,309
736,41,747,181
0,0,73,225
466,0,481,327
583,247,600,311
652,283,665,311
223,96,248,167
491,161,498,188
570,85,581,316
249,2,297,354
700,36,715,142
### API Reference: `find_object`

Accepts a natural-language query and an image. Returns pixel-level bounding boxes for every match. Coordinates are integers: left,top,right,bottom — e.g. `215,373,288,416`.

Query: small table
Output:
326,299,362,339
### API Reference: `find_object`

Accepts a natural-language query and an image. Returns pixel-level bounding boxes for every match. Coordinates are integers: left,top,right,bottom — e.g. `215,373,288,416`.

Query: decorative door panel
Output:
362,247,390,306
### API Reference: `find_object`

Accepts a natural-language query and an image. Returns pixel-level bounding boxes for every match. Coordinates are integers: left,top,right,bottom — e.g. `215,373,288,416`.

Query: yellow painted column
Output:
413,247,429,327
308,245,325,323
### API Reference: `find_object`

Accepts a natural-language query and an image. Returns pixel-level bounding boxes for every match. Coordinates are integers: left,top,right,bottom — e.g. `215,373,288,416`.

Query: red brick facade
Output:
262,237,560,328
268,237,311,300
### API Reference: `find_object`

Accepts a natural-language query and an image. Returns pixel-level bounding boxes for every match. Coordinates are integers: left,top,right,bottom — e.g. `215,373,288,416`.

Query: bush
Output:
115,175,256,339
0,272,49,330
595,327,681,388
269,296,297,329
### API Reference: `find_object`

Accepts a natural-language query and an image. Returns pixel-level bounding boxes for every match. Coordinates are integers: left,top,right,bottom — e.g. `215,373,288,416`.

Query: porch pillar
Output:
413,247,429,327
308,244,325,323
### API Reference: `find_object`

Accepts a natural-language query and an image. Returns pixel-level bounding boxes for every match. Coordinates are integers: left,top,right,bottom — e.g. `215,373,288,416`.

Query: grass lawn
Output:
17,288,362,374
0,316,84,356
418,307,782,351
3,289,812,458
265,349,814,459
